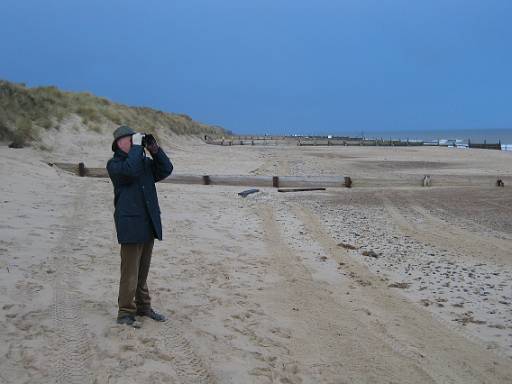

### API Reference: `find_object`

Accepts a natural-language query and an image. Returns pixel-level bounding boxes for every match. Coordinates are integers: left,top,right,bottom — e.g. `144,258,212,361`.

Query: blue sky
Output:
1,0,511,135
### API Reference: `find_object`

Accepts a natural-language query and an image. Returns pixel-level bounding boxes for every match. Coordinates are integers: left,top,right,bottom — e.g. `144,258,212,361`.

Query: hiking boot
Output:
116,315,140,328
136,308,166,322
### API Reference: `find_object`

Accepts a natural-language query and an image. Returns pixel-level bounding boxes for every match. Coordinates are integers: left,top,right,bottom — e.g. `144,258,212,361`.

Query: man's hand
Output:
145,134,159,155
132,133,144,146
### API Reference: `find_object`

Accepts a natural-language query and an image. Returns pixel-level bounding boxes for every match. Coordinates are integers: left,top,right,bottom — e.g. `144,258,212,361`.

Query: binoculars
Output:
138,133,157,148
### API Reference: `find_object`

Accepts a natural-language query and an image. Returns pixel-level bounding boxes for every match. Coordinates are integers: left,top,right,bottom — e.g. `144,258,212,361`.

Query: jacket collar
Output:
114,148,128,158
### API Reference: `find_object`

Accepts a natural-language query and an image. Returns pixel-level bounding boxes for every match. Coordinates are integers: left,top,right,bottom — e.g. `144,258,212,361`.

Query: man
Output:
107,125,173,326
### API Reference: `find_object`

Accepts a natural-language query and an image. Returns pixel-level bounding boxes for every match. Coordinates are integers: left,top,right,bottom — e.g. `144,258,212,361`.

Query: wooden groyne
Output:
204,136,297,146
203,136,423,147
50,162,508,189
51,162,351,188
204,136,423,147
468,143,502,150
204,135,504,149
297,139,423,147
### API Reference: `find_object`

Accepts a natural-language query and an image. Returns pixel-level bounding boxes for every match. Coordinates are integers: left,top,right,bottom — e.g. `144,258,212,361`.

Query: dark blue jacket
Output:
106,145,173,244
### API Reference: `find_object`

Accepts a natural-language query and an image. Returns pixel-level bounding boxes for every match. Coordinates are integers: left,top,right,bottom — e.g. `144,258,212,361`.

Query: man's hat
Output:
112,125,135,151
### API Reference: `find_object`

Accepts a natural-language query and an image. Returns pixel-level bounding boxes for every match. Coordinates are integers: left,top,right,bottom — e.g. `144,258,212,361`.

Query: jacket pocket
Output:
117,206,143,217
119,213,143,217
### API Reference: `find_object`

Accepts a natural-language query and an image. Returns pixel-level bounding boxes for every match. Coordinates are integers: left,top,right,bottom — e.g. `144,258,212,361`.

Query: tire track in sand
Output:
157,319,215,384
51,177,94,384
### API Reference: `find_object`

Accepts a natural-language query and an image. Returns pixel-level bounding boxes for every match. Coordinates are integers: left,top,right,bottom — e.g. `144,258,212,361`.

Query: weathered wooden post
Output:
78,162,86,177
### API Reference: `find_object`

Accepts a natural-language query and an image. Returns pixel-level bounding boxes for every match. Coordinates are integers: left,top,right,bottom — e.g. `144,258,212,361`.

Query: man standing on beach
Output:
107,125,173,326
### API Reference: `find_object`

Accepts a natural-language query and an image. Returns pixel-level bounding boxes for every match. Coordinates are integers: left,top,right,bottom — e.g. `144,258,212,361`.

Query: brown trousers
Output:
118,238,154,318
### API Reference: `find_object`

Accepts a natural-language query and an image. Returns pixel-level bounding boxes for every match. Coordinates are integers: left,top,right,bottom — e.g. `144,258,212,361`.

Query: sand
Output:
1,131,512,383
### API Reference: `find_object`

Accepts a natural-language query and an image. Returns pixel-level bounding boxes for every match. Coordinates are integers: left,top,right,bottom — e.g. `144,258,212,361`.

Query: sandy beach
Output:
1,135,512,383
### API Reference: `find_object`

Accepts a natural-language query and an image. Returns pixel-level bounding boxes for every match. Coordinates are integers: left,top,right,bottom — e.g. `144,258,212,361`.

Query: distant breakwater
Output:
204,135,506,150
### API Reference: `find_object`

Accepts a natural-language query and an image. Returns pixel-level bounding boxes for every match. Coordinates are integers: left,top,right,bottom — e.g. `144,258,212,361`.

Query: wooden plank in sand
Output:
278,188,326,192
50,162,351,188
